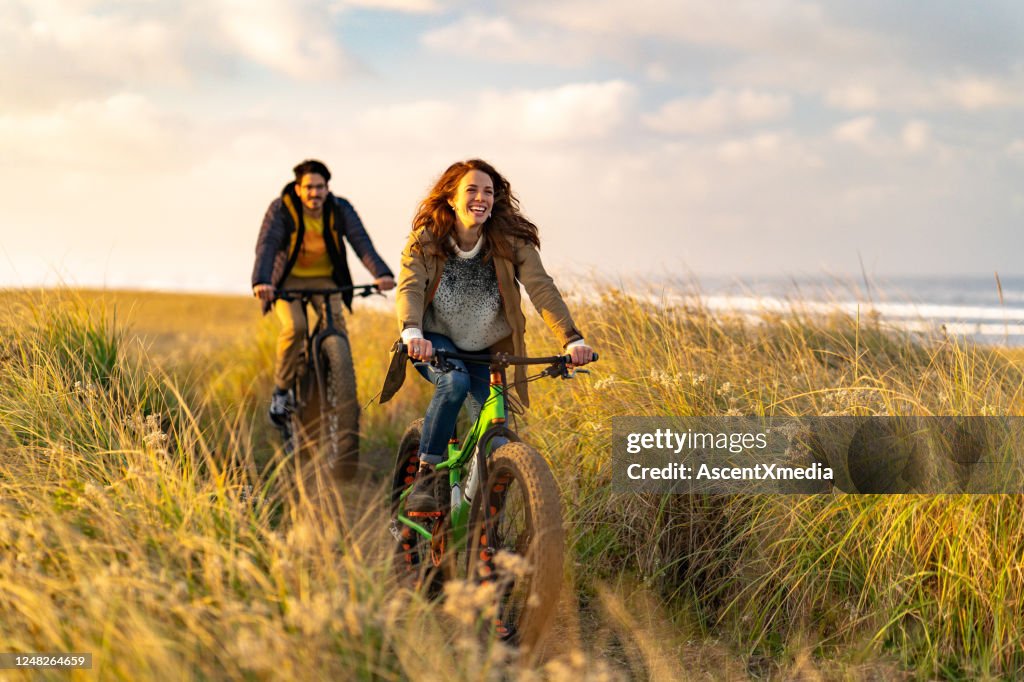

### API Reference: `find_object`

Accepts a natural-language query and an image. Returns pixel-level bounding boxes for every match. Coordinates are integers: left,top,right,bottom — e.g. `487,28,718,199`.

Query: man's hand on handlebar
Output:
253,283,275,301
375,275,396,292
407,337,433,361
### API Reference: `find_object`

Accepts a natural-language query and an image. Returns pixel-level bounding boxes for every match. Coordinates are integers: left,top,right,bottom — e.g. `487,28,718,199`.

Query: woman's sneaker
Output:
268,388,293,427
405,462,440,514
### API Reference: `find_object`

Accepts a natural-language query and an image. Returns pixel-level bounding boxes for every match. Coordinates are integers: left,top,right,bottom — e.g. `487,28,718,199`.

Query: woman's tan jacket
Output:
395,226,583,407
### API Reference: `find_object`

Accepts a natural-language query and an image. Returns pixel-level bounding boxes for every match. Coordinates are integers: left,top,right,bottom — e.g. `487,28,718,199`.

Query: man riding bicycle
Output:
252,159,395,427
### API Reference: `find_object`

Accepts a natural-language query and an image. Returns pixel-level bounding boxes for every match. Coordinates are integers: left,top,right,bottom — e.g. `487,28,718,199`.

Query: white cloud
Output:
716,133,783,162
0,92,191,170
421,14,592,66
509,2,1024,119
644,89,791,135
0,0,358,110
212,0,354,80
644,63,672,83
476,81,635,142
422,16,518,55
354,100,460,143
710,131,824,168
4,2,1024,290
335,0,439,11
840,184,896,207
941,76,1017,111
417,3,1024,123
814,71,1024,114
833,116,876,146
0,1,189,109
517,0,863,54
353,81,635,150
825,85,881,111
902,120,930,152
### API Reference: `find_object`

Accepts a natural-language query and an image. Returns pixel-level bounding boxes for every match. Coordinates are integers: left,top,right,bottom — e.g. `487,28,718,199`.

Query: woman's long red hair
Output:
412,159,540,260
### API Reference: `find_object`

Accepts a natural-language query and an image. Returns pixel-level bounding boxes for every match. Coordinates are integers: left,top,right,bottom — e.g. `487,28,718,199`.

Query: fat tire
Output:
467,442,564,653
319,334,359,480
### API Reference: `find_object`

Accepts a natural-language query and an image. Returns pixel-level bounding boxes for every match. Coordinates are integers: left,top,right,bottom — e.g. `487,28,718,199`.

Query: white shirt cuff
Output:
564,339,587,351
401,328,424,344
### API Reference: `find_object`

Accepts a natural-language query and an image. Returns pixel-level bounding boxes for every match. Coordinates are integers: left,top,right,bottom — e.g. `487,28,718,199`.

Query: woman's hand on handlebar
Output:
567,344,595,368
407,337,433,361
253,284,275,301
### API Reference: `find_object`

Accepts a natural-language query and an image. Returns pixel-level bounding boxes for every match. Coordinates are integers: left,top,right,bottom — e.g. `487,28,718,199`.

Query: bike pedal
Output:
406,511,443,519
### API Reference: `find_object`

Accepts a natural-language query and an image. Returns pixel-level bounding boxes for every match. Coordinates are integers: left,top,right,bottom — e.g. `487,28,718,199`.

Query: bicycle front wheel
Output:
467,442,564,653
318,334,359,480
391,418,447,597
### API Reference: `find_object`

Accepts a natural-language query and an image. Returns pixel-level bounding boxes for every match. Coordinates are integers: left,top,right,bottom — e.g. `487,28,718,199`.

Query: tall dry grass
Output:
0,290,615,681
2,284,1023,680
526,284,1024,680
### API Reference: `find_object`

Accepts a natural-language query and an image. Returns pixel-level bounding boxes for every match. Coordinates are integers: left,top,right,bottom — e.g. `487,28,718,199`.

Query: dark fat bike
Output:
389,345,597,652
273,284,380,480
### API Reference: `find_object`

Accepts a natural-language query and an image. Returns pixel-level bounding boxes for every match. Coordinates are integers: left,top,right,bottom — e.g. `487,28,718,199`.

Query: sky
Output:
2,0,1024,293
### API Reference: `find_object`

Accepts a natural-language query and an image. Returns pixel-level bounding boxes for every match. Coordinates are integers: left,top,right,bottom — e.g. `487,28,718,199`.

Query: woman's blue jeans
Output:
415,332,492,464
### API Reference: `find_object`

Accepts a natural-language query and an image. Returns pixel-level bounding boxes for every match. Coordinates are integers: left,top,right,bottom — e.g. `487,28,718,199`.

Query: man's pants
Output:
273,275,348,390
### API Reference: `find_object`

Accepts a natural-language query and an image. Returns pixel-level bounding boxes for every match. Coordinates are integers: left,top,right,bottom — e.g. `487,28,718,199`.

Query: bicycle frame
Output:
394,346,595,543
395,363,515,551
274,285,378,448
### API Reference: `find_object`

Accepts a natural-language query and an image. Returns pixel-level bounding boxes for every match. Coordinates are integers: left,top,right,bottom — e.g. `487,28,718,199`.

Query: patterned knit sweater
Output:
421,237,512,351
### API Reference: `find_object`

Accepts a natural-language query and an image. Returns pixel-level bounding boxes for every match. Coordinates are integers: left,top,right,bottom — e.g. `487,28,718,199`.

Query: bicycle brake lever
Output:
541,363,563,378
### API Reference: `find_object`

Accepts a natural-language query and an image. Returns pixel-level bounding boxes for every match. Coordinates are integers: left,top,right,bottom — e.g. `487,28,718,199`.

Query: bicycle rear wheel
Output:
317,334,359,480
467,442,564,653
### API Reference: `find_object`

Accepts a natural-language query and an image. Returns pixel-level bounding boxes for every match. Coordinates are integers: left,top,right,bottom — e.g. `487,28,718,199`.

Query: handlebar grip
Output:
399,342,430,358
589,352,599,363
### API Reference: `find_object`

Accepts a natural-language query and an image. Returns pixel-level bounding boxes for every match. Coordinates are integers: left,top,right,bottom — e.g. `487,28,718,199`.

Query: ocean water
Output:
669,275,1024,346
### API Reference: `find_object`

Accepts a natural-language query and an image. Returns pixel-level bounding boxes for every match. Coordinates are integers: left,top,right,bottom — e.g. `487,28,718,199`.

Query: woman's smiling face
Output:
449,169,494,229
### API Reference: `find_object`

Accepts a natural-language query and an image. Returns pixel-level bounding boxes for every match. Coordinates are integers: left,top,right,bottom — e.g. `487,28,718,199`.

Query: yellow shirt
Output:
291,215,333,278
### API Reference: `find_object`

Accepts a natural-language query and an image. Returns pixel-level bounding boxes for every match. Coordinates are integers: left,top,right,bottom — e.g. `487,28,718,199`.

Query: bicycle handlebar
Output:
398,343,598,367
273,284,381,301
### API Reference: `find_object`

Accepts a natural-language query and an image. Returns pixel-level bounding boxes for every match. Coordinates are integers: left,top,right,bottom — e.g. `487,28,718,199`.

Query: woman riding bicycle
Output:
396,158,594,513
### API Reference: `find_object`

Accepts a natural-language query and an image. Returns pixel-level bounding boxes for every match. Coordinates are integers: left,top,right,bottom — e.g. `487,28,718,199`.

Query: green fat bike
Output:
389,345,596,651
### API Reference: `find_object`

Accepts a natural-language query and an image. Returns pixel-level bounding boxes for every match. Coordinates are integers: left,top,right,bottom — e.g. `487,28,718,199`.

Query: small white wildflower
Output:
143,430,167,449
443,580,498,626
493,550,531,578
